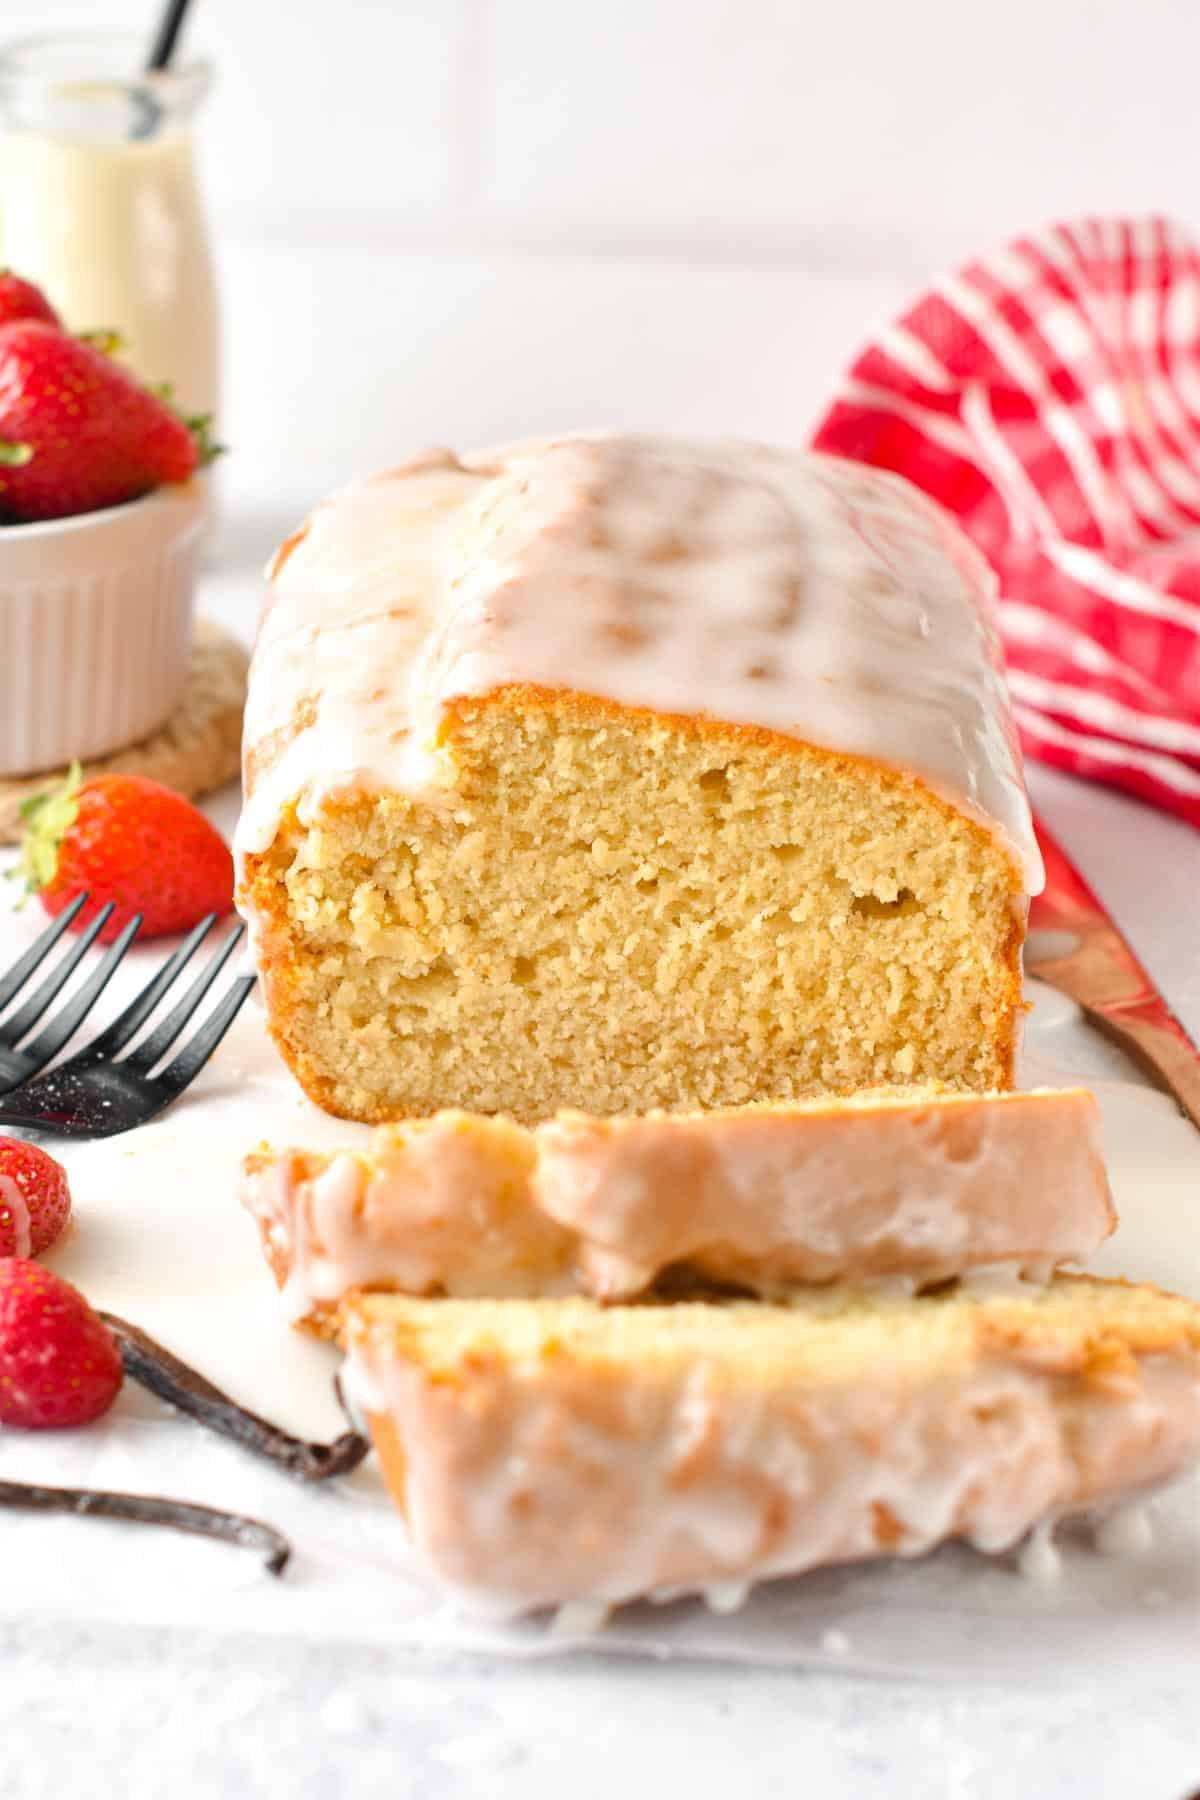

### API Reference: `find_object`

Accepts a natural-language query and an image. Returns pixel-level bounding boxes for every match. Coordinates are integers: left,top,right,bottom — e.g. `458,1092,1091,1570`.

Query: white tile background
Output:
3,0,1199,272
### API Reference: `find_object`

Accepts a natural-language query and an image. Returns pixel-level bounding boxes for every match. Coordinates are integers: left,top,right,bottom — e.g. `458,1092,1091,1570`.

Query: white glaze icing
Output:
549,1599,613,1638
703,1579,752,1615
341,1303,1200,1613
1093,1499,1154,1557
540,1091,1110,1297
240,1089,1113,1318
242,1121,577,1321
1017,1519,1062,1585
333,1332,386,1421
235,436,1043,893
959,1260,1060,1299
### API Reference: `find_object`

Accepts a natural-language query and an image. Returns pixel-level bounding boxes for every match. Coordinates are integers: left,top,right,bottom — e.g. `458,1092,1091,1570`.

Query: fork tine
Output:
0,892,89,1013
83,913,218,1059
0,902,115,1043
154,974,258,1096
16,912,142,1070
122,922,246,1073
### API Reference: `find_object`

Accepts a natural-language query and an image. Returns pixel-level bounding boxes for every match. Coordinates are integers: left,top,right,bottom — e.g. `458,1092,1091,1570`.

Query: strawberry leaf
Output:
150,384,225,467
15,761,83,895
78,328,125,357
185,411,225,467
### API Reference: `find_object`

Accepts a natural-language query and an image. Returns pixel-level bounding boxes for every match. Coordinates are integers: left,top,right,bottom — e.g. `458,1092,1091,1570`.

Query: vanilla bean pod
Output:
100,1311,369,1481
0,1479,291,1575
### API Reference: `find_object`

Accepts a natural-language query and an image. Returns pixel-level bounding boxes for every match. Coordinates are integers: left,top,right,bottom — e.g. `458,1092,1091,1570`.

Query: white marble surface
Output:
4,1615,1199,1800
4,238,1200,1796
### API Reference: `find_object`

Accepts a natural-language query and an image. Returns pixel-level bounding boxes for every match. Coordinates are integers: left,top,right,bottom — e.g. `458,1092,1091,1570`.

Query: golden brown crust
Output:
973,1276,1200,1377
264,521,312,586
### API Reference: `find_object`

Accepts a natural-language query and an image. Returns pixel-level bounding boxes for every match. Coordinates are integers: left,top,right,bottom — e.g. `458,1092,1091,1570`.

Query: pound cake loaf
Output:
339,1277,1200,1614
242,1087,1113,1325
236,436,1044,1123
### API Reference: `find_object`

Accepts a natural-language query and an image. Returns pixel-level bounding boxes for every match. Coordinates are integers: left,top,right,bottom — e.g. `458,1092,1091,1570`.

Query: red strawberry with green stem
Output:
0,320,218,523
17,766,235,943
0,1259,123,1429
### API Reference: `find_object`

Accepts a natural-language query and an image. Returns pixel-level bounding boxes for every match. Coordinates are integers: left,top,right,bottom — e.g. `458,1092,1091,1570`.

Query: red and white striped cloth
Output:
812,216,1200,828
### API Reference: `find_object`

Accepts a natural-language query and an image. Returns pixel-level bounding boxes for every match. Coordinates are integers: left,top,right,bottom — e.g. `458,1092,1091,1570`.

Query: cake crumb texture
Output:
242,690,1023,1122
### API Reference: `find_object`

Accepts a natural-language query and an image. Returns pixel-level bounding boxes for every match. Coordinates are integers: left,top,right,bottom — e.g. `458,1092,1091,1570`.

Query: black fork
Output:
0,894,139,1094
0,905,255,1138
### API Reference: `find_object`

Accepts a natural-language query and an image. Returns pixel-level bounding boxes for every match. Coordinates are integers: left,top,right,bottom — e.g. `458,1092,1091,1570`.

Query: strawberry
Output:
0,1139,71,1258
0,320,212,523
18,766,235,943
0,271,60,330
0,1259,123,1429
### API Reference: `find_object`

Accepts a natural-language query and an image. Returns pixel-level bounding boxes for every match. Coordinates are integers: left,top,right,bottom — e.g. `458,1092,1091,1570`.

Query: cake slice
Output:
242,1087,1113,1326
236,436,1043,1123
338,1277,1200,1614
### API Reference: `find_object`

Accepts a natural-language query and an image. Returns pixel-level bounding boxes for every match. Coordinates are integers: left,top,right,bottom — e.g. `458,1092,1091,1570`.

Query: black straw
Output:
146,0,194,72
0,1479,291,1576
101,1311,370,1484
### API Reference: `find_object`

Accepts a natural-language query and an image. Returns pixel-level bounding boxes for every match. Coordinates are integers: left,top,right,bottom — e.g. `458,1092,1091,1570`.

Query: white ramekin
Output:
0,484,206,777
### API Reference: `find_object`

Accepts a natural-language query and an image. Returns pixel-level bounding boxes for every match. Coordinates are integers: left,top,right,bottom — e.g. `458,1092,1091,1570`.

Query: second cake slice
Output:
242,1086,1113,1326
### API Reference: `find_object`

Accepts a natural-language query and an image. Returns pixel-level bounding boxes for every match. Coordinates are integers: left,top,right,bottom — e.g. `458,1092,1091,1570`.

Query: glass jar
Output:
0,32,220,425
